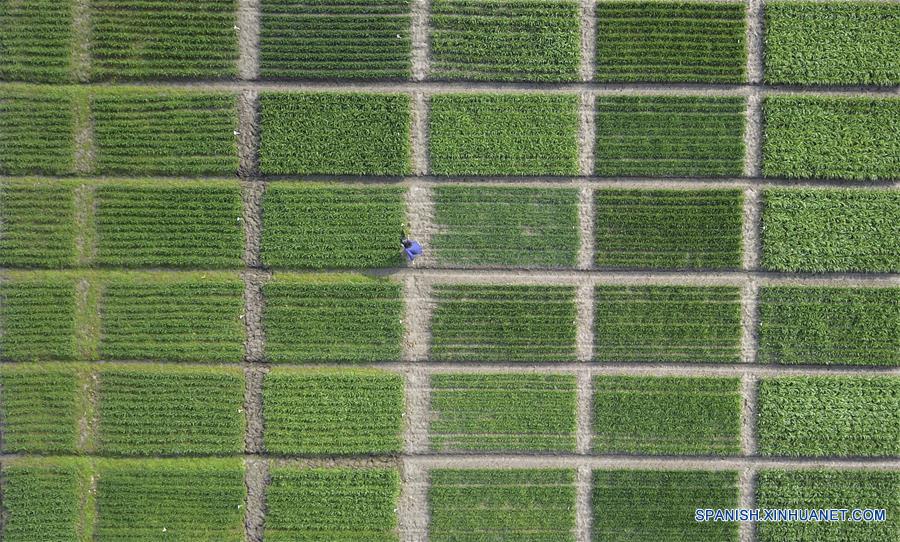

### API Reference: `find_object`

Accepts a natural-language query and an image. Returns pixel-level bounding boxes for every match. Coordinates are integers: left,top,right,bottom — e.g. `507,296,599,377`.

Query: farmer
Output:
401,236,423,262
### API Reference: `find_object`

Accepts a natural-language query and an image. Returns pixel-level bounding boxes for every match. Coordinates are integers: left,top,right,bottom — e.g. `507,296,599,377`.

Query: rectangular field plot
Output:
96,365,245,456
432,186,580,267
95,458,245,542
430,0,581,82
759,286,900,366
593,470,739,542
595,96,746,177
430,284,578,362
95,181,244,268
91,89,238,175
0,365,81,454
0,86,76,175
266,467,400,541
260,0,411,80
429,94,580,175
430,469,577,541
593,376,741,456
261,184,406,268
762,96,900,180
99,272,245,362
259,92,411,175
765,2,899,86
90,0,237,80
0,179,78,268
761,188,900,273
262,369,403,455
594,189,744,270
0,458,91,542
757,376,900,457
263,275,403,362
0,274,78,361
757,470,900,542
594,285,742,363
0,0,74,82
595,1,746,83
430,373,578,453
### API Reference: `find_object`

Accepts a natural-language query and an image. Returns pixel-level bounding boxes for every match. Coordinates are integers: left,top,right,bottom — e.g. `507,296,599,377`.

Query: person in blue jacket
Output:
401,234,423,262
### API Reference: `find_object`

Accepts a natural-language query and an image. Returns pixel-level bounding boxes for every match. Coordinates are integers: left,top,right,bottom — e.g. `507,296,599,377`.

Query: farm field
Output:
1,0,899,540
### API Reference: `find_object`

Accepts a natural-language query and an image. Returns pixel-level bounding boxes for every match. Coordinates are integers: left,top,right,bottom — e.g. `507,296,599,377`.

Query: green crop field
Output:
594,285,743,363
593,376,742,456
763,96,900,181
0,365,80,454
99,272,245,362
0,458,92,541
259,92,411,175
596,1,747,83
432,186,580,267
757,376,900,457
430,469,577,541
429,94,580,175
430,284,578,362
758,286,900,366
0,273,78,361
757,470,900,542
595,95,746,177
261,183,406,268
95,180,244,268
594,189,744,270
593,470,740,542
761,188,900,273
96,364,245,456
0,179,77,268
90,0,238,80
0,85,77,175
260,0,411,80
262,368,404,455
430,373,577,452
94,458,246,542
765,2,900,86
265,467,400,541
430,0,580,82
0,0,74,83
263,274,403,362
91,89,238,175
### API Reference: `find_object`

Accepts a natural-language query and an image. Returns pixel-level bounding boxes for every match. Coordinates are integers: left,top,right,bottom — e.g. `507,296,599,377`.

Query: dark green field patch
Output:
0,85,76,175
0,179,78,268
0,365,81,454
0,0,75,82
0,274,78,361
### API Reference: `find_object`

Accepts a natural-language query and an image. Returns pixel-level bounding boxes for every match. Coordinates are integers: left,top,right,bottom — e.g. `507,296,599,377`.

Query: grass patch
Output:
596,1,746,83
0,85,76,175
594,376,742,455
260,0,411,79
757,469,900,542
762,96,900,180
263,368,403,455
594,285,743,363
91,88,238,175
96,364,245,456
0,364,81,454
759,286,900,366
0,273,78,361
265,467,400,541
0,0,74,82
261,183,406,268
431,0,580,82
429,93,580,175
0,179,78,268
90,0,237,80
430,373,577,453
432,186,579,267
596,95,746,177
430,469,576,541
757,376,900,457
760,188,899,273
263,274,403,362
593,470,739,542
595,189,744,270
431,284,578,362
764,1,899,86
259,92,411,175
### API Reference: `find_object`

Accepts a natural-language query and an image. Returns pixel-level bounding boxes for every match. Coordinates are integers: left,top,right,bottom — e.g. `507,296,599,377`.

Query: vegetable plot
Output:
0,179,78,268
0,365,81,454
0,85,77,175
0,273,79,361
0,0,75,83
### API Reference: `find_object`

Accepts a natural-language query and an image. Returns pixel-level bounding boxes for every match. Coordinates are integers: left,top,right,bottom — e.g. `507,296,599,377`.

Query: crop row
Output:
2,1,896,85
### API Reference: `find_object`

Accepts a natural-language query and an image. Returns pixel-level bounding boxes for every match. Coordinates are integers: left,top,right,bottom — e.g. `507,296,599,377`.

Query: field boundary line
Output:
408,455,900,470
238,90,260,177
244,456,268,542
747,0,765,85
238,0,261,80
576,464,592,542
411,93,430,176
580,0,597,82
72,0,92,82
399,459,429,542
411,0,431,81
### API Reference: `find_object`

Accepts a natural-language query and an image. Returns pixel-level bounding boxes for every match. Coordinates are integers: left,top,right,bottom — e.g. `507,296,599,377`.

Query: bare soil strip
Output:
399,460,430,542
73,92,95,175
579,0,597,82
238,0,261,81
405,184,437,267
73,183,97,266
747,0,765,85
576,281,594,362
76,366,99,454
73,278,101,362
403,276,433,362
743,91,763,178
742,188,762,270
577,186,595,270
72,0,92,82
576,370,593,455
410,455,900,470
241,180,264,268
244,456,268,542
411,92,430,176
242,271,266,362
576,465,592,542
740,280,760,364
243,364,267,454
267,456,402,468
411,0,431,81
741,375,759,455
238,90,261,177
739,467,757,542
404,367,430,454
578,93,596,177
